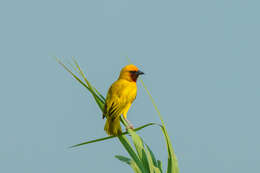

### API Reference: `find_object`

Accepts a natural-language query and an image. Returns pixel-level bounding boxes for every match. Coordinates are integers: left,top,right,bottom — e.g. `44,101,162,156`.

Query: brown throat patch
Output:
130,73,138,82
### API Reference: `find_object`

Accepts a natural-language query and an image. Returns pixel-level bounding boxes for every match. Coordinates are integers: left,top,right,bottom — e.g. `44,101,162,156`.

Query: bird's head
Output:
118,64,144,82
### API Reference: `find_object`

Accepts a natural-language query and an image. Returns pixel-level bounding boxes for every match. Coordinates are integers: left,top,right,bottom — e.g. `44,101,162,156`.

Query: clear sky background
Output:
0,0,259,173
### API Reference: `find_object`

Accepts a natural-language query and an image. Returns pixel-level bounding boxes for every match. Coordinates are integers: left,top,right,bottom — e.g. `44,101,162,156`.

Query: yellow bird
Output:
103,64,144,136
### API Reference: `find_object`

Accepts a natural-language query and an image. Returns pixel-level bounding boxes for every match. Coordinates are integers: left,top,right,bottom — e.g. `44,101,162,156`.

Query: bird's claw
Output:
126,124,134,130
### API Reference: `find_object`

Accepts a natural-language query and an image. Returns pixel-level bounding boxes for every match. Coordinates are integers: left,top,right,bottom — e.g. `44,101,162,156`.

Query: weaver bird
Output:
103,64,144,136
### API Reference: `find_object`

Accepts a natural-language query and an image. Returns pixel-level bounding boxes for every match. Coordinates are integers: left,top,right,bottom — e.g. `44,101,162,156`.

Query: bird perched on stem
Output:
103,64,144,136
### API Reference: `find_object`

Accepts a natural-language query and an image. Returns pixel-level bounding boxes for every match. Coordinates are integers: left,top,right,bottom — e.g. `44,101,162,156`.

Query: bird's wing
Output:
103,80,135,120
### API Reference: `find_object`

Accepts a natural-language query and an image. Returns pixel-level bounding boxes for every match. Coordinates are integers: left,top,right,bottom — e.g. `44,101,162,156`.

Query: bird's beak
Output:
137,70,144,75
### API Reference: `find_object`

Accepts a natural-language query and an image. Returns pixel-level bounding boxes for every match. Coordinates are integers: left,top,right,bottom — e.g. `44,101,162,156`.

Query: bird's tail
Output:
104,117,122,136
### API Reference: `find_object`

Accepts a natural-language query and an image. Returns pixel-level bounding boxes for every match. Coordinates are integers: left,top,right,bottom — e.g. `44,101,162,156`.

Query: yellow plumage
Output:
103,64,144,136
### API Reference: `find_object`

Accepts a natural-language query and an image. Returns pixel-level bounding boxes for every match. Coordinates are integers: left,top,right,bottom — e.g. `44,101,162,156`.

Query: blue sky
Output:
0,0,259,173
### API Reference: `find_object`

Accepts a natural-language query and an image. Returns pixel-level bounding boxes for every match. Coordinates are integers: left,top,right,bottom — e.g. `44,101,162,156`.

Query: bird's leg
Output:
123,116,134,130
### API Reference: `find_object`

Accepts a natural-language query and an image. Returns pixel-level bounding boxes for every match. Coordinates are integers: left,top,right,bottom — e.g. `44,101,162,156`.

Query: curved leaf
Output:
140,80,179,173
69,123,158,148
118,135,146,173
115,155,141,173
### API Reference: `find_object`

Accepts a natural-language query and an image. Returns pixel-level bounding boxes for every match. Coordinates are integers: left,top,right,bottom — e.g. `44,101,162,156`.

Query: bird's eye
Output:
129,71,136,74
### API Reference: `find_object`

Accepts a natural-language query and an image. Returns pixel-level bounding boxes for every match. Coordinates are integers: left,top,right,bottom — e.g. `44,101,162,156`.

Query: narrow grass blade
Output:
55,57,90,91
72,58,98,96
70,123,158,148
70,135,114,148
70,62,105,103
128,129,152,173
69,59,106,102
115,155,131,164
56,57,105,111
140,80,165,126
160,126,179,173
157,160,163,173
118,135,146,173
140,80,179,173
72,58,105,110
144,143,162,173
115,155,142,173
145,144,158,167
93,87,106,102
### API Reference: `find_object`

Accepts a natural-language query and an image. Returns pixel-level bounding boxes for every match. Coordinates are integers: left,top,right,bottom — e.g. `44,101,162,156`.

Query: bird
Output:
102,64,144,136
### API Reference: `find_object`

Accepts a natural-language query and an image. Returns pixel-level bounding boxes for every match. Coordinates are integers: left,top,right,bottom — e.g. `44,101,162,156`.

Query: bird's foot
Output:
124,117,134,130
126,124,134,130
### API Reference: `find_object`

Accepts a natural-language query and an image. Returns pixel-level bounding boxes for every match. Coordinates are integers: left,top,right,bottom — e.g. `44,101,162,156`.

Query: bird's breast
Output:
115,80,137,102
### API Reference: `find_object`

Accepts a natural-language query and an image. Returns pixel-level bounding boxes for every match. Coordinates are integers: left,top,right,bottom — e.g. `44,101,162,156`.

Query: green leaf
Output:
157,160,163,173
115,155,141,173
140,80,165,126
70,123,158,148
145,144,158,167
93,87,106,102
55,57,90,91
118,135,146,173
72,58,105,110
160,126,179,173
144,148,156,173
128,129,151,173
144,143,162,173
69,135,115,148
140,80,179,173
56,57,105,111
154,167,162,173
115,155,131,165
